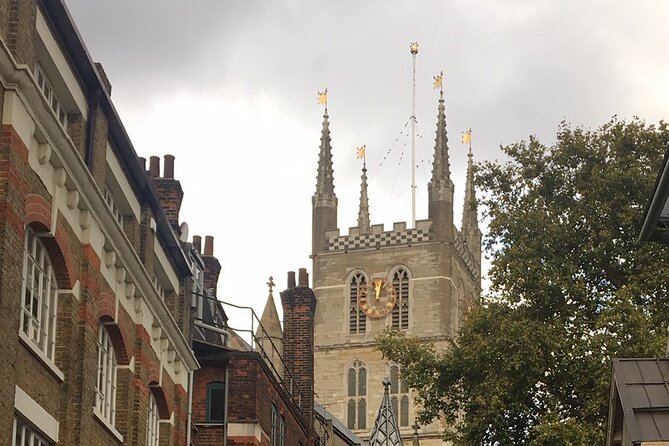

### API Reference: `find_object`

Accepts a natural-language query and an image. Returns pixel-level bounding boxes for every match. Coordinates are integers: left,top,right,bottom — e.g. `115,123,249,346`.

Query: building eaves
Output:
39,0,190,277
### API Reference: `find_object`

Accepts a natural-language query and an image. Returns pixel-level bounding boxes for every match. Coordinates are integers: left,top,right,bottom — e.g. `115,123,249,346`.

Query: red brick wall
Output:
193,353,312,446
280,285,316,433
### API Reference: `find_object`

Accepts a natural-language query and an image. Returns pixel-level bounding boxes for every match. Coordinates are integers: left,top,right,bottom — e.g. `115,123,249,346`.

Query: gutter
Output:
40,0,191,277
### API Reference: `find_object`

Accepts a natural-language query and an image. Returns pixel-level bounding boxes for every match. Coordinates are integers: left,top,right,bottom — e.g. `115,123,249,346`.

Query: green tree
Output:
377,118,669,445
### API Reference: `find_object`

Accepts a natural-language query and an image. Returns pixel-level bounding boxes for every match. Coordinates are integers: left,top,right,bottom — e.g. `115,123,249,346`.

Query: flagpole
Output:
410,42,418,228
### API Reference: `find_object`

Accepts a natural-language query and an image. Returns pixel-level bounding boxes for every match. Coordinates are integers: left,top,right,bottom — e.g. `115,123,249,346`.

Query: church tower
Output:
311,90,481,446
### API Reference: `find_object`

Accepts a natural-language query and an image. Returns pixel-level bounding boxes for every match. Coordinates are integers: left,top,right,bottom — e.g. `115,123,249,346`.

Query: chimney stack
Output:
139,157,146,171
150,155,184,230
149,156,160,178
298,268,309,287
280,268,316,435
164,154,175,179
204,235,214,256
201,235,221,296
192,235,202,253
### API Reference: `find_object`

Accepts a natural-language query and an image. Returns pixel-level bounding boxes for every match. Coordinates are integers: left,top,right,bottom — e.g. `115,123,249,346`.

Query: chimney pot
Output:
193,235,202,253
298,268,309,287
164,154,175,179
149,156,160,178
139,157,146,170
204,235,214,256
287,271,296,289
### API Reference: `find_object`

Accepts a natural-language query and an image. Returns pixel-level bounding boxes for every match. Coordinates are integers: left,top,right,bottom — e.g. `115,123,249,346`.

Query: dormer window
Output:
35,64,67,128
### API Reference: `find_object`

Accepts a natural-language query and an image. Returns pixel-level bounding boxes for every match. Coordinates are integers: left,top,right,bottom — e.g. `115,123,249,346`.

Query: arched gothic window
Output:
390,267,410,330
348,272,367,334
346,360,367,430
20,227,58,360
95,325,118,425
389,364,410,427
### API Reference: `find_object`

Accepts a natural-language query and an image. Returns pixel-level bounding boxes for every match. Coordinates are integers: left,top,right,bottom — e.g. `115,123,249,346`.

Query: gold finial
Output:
410,42,419,55
356,145,366,160
433,70,444,93
462,128,472,152
462,128,471,144
267,276,275,295
317,88,328,107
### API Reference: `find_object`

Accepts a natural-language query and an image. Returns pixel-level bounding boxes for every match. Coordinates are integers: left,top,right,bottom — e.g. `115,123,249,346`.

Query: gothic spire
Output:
430,91,451,185
368,379,403,446
255,277,283,372
461,146,479,231
357,161,371,233
314,110,336,200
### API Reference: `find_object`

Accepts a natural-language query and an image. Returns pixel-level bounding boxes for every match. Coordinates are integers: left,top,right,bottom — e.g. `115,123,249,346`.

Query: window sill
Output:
18,331,65,382
93,409,124,442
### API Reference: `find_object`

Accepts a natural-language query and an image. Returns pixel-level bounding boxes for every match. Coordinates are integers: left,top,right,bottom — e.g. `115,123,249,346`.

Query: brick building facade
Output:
0,2,199,445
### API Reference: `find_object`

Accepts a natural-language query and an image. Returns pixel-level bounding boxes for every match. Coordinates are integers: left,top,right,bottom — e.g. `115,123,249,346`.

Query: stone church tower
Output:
311,92,481,446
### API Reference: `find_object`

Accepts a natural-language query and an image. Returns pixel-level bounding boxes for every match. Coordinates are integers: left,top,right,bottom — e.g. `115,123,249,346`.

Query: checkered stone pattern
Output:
328,228,430,252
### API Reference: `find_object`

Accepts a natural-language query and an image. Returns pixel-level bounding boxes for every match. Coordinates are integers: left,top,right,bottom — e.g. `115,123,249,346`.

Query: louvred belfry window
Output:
346,360,367,430
391,267,410,330
349,272,367,334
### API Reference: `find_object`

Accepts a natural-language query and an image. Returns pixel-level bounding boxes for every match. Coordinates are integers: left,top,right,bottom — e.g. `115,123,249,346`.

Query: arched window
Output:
95,325,118,425
206,382,225,422
271,403,278,446
389,364,410,427
390,267,410,330
346,360,367,430
20,227,58,360
147,392,160,446
348,271,367,334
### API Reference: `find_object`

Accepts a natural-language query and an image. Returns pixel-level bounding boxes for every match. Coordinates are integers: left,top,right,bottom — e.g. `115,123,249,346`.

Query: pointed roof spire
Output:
462,144,479,231
315,90,336,200
357,147,370,234
368,378,403,446
255,276,283,350
430,91,451,185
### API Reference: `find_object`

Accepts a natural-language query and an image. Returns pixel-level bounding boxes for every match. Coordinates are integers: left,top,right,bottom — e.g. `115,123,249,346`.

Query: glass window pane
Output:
358,367,366,396
357,399,366,429
347,399,355,429
347,368,356,397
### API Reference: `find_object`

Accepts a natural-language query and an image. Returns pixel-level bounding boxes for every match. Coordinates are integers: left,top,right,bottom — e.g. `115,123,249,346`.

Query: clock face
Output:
359,278,397,319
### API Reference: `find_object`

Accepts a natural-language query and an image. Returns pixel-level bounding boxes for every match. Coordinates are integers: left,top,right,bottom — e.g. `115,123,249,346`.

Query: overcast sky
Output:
65,1,669,330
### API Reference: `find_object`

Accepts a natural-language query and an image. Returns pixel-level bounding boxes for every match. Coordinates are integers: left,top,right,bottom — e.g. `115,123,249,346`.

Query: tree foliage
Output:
377,118,669,445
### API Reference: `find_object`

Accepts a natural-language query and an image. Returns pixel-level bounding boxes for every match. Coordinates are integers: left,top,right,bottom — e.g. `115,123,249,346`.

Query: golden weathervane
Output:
433,71,444,93
317,88,328,107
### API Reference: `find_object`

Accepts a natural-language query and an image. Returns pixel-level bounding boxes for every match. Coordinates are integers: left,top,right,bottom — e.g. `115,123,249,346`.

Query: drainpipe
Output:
84,89,101,169
186,370,194,446
223,365,229,446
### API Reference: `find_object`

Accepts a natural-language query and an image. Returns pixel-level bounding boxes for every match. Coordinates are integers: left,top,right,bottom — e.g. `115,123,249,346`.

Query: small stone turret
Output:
357,161,371,234
427,91,454,241
312,108,338,255
255,277,283,378
462,146,482,277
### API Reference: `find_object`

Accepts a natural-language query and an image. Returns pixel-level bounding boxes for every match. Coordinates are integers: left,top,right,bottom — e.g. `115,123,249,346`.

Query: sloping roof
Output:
314,401,362,446
368,379,403,446
610,358,669,442
639,145,669,242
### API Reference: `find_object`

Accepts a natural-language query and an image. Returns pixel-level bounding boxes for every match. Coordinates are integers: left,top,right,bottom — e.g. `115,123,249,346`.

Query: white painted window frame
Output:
20,227,58,362
95,325,118,426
